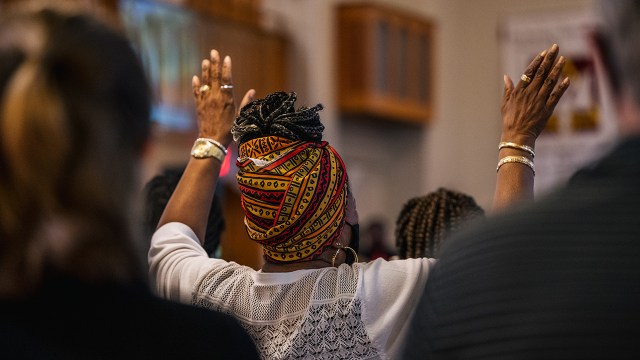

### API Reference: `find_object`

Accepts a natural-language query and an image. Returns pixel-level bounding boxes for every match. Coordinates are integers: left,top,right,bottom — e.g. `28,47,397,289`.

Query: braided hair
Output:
395,188,485,259
231,91,325,144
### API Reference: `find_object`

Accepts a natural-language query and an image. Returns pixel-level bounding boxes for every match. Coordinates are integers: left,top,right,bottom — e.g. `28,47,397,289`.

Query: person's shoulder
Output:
0,280,260,359
142,294,260,358
357,257,435,278
98,282,256,356
435,169,640,270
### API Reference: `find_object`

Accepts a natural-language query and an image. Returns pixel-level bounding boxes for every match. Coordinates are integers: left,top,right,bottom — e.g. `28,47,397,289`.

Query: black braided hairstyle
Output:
395,188,485,259
231,91,325,144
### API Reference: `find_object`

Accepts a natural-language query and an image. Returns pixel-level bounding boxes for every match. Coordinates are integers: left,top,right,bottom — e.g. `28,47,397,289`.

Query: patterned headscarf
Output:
233,92,347,263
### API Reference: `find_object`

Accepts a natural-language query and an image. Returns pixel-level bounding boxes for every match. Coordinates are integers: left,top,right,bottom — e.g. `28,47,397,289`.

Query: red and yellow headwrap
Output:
236,136,347,263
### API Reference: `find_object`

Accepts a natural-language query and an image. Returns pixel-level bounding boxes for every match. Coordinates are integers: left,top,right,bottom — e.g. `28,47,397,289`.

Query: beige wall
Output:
261,0,594,244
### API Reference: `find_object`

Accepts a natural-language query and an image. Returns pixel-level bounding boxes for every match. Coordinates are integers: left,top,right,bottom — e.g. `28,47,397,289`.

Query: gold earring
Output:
344,246,358,263
331,248,342,267
331,246,359,267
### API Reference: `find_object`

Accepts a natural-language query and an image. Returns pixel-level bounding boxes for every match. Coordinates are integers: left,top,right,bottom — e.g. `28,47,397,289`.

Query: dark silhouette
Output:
403,1,640,358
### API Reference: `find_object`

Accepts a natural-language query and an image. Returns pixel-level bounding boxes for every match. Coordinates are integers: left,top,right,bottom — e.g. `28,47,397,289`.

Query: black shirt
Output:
404,137,640,359
1,276,260,359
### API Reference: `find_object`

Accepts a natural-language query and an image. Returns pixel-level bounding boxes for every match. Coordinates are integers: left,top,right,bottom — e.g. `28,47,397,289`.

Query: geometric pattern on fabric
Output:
192,263,380,359
236,136,347,262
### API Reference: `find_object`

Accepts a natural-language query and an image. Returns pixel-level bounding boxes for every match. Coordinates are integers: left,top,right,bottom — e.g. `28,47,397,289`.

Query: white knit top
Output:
149,222,434,360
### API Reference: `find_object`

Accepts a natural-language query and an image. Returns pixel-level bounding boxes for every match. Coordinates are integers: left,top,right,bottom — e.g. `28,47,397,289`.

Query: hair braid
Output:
231,91,324,144
395,198,416,258
395,188,485,259
424,193,440,258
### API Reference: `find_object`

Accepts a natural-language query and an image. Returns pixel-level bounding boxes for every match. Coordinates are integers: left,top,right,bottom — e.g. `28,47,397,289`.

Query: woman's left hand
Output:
501,43,570,146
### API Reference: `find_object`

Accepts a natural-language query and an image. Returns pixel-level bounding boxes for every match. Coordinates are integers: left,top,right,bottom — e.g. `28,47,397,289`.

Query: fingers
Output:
221,55,232,87
195,50,231,97
209,49,221,87
503,74,514,101
239,89,256,110
537,55,565,100
201,60,211,87
546,77,570,110
235,89,256,117
192,75,200,96
515,48,547,91
529,43,559,90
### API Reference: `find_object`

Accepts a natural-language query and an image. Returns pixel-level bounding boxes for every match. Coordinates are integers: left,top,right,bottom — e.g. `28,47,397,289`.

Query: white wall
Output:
261,0,593,244
422,0,594,209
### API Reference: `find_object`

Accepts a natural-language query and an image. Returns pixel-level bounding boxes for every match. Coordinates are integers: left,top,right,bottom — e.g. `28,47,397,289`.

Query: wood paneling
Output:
337,4,434,124
194,16,288,102
171,0,261,27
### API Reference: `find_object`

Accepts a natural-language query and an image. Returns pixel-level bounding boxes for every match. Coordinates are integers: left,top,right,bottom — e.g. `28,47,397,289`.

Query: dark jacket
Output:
404,137,640,359
1,276,259,359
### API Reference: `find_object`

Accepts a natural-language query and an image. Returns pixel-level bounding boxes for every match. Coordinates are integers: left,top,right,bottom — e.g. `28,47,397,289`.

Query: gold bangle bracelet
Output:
497,155,535,175
498,141,535,158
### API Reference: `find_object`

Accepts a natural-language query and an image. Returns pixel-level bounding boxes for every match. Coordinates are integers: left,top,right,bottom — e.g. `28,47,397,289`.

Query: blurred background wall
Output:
257,0,595,252
0,0,597,267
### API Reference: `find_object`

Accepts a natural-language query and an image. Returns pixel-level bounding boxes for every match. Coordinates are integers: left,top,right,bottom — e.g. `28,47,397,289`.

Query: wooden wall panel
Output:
337,4,434,124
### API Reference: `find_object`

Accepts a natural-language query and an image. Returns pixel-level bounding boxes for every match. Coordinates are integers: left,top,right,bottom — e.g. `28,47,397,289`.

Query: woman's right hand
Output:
192,49,248,147
500,43,570,147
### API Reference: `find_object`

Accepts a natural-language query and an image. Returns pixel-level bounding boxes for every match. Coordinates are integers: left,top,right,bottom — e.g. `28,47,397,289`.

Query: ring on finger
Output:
521,74,532,84
199,84,211,93
220,84,234,90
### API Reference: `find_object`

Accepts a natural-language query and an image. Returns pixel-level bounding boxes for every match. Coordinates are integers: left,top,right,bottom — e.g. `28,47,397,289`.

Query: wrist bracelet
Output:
197,138,228,155
191,138,227,162
498,141,535,158
497,155,535,175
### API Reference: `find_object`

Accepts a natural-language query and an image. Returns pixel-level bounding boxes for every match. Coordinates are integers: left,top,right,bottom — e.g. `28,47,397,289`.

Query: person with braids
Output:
149,42,568,358
143,166,226,258
395,188,485,259
0,2,259,358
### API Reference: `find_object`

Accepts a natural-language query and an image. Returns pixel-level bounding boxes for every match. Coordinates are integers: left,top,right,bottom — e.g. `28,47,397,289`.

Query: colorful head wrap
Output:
232,92,347,263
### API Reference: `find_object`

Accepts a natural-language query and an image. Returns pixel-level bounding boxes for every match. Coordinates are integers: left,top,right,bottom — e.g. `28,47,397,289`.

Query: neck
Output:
261,258,333,273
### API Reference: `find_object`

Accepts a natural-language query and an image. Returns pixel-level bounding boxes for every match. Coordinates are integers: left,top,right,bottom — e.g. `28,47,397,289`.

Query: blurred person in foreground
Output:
0,3,258,358
149,42,567,358
403,1,640,358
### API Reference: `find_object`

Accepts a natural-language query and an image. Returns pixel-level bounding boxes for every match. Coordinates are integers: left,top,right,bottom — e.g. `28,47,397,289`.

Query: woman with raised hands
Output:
150,44,568,359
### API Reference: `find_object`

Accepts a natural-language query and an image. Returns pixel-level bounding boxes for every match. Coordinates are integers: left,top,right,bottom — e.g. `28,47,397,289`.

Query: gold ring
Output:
520,74,532,84
199,84,210,93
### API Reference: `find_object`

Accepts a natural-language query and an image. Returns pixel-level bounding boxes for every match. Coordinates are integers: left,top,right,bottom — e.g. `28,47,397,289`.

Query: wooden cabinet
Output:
336,4,434,123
